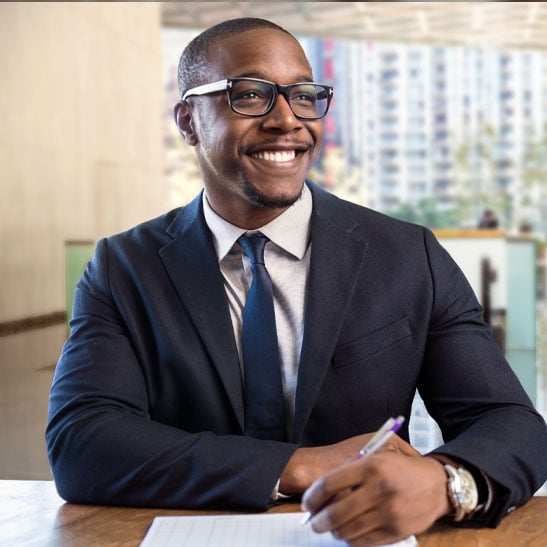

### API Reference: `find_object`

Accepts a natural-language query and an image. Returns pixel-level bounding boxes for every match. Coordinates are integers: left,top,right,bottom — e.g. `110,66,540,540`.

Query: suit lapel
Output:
159,194,244,432
293,184,369,442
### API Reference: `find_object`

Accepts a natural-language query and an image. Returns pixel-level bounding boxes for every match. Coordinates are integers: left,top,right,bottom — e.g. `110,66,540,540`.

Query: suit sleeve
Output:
46,238,297,509
418,228,547,526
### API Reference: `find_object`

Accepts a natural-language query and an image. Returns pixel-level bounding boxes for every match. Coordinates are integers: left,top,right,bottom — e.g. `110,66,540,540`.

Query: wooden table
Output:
1,480,546,546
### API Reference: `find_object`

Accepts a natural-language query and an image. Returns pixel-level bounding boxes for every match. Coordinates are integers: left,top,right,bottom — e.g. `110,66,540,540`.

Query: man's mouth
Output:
250,150,297,163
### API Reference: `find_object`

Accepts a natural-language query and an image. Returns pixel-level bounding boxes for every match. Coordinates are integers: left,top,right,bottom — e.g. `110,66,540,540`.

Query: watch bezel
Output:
444,464,479,522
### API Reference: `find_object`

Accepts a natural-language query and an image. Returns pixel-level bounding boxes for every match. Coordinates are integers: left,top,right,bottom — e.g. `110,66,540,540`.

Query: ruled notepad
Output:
140,512,418,547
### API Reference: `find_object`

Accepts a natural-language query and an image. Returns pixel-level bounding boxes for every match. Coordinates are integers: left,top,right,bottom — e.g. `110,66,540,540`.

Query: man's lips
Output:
247,142,311,164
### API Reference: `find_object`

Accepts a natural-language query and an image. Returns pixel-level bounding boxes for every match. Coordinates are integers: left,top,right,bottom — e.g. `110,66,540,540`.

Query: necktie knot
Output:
239,234,268,265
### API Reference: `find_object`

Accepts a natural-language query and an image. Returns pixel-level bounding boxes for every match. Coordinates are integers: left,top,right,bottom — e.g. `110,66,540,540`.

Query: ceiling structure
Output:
162,2,547,52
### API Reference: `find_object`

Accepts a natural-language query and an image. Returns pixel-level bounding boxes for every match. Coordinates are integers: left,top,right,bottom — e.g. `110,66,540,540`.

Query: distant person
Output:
46,17,547,547
478,209,499,229
519,221,533,236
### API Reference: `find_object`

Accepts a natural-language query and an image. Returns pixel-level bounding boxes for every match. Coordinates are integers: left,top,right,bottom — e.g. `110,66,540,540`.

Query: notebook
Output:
140,512,418,546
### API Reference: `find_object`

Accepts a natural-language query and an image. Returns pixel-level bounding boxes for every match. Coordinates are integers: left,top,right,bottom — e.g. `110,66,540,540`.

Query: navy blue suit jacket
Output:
46,181,547,524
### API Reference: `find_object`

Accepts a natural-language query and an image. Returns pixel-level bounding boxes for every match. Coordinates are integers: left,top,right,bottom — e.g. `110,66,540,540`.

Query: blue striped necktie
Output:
238,234,286,441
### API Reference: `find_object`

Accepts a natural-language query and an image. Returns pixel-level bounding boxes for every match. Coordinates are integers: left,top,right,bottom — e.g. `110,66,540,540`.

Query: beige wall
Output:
0,2,165,323
0,2,165,479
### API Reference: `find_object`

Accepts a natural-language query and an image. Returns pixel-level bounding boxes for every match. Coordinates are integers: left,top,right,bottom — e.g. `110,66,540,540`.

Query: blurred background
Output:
1,2,546,487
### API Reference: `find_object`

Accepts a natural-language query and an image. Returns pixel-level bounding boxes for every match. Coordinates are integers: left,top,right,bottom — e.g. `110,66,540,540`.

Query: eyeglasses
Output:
182,77,334,120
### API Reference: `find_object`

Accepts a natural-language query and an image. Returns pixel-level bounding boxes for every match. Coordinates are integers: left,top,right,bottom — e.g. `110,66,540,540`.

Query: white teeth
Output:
251,150,296,162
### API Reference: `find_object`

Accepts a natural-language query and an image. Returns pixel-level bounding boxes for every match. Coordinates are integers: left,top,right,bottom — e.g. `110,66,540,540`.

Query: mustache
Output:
244,139,313,154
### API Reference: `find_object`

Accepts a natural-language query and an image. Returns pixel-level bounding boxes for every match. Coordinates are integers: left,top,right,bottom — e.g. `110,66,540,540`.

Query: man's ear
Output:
174,101,198,146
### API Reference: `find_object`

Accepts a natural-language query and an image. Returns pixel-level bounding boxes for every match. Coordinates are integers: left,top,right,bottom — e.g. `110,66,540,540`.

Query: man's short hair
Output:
177,17,293,97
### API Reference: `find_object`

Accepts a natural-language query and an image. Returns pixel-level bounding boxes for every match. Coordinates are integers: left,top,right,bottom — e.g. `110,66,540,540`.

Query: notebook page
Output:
140,512,418,547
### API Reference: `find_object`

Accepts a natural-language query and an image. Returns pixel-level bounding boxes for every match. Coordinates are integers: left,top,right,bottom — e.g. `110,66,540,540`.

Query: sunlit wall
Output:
0,3,165,324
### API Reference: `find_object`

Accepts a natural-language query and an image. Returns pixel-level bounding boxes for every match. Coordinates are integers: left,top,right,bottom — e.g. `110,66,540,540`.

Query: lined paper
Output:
140,513,418,547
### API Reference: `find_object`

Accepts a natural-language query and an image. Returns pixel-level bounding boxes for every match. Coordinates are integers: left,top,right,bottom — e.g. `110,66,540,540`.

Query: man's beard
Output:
242,178,304,209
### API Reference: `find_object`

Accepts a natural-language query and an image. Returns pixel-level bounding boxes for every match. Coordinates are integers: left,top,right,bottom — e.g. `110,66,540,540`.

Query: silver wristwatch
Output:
444,464,479,522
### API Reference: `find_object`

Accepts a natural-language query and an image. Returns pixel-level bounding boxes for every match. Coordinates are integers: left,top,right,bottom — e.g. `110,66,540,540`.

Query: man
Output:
478,209,499,229
46,17,547,546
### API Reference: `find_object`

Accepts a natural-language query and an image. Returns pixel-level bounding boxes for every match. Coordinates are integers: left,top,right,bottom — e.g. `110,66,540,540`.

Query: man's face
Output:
178,29,324,228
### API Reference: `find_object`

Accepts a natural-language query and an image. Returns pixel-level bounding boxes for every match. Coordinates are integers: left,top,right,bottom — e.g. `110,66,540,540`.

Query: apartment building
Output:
301,37,547,230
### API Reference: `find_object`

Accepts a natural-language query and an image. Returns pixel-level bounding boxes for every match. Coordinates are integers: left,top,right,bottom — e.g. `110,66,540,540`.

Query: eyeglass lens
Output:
229,80,330,118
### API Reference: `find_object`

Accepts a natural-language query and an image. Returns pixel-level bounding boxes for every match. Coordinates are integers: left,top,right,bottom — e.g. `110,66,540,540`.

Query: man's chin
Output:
243,181,304,209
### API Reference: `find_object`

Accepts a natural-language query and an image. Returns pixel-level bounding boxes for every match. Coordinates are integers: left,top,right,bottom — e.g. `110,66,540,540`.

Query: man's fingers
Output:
307,485,371,534
309,480,418,546
302,458,365,515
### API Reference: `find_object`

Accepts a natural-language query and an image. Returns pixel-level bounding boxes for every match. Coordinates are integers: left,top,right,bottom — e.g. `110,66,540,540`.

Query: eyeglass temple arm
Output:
317,87,334,100
182,79,230,100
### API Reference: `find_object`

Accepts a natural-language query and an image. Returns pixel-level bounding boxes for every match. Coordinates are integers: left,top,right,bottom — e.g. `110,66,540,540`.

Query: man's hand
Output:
279,433,419,494
300,441,451,546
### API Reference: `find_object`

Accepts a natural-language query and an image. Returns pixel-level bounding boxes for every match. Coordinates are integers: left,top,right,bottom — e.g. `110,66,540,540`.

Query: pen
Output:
301,415,405,525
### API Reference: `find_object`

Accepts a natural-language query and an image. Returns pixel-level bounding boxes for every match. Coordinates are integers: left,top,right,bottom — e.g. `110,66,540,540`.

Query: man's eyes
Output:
233,88,268,101
293,92,316,102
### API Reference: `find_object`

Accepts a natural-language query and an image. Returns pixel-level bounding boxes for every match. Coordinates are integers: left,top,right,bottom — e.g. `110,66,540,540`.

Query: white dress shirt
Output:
202,184,312,438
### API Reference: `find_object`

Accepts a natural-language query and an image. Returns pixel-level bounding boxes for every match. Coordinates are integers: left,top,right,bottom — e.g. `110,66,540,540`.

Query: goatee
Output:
243,179,304,209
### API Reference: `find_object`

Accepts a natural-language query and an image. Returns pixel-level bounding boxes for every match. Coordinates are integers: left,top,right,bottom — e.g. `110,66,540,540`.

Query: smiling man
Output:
46,17,547,547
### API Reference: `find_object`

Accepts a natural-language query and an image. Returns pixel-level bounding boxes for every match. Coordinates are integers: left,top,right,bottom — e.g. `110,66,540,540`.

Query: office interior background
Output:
1,2,546,490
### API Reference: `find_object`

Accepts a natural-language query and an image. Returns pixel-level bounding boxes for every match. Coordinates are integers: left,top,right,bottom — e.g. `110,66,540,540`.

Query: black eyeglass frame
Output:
182,77,334,120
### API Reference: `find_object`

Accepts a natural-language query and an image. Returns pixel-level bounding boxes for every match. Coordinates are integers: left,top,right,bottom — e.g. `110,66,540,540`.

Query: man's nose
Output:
262,94,303,131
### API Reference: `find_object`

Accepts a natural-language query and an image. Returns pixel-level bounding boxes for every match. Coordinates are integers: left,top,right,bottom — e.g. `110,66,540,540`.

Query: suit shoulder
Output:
348,199,422,230
103,207,181,249
312,184,428,242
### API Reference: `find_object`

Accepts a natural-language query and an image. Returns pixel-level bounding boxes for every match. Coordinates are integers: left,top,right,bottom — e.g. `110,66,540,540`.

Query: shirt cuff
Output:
271,479,293,501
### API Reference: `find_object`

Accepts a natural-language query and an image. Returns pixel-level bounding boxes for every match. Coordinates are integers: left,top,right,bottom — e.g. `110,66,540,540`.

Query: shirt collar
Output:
203,184,312,261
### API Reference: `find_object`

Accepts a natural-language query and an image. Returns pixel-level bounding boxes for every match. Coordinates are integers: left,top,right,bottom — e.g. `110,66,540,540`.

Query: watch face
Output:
459,469,479,511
